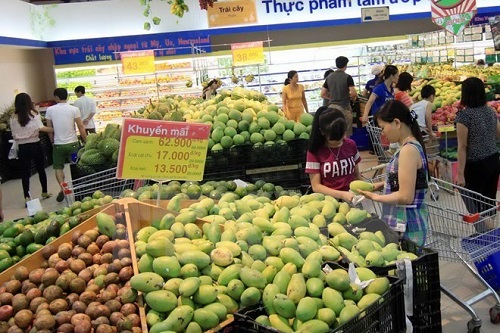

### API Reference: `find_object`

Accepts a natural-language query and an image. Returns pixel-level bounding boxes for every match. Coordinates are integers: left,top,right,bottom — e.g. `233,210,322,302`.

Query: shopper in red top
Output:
305,106,362,202
394,72,414,107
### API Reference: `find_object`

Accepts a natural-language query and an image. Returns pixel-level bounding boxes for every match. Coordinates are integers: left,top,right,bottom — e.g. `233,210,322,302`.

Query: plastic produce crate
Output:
350,238,441,333
326,218,441,333
243,163,304,188
234,275,405,333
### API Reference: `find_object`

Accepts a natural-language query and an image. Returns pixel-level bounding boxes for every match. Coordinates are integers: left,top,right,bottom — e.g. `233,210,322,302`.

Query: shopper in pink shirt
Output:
305,106,365,202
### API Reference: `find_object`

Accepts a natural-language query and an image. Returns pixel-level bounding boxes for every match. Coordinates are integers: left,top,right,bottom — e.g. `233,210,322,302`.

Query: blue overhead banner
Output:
48,31,212,65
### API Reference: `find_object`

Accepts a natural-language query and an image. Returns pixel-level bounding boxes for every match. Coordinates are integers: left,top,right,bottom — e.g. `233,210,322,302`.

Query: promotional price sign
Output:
116,118,211,180
120,50,156,75
431,0,477,35
231,41,264,66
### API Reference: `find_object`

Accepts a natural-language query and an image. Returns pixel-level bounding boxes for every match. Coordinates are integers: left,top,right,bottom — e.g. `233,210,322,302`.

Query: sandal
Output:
56,191,65,202
41,192,52,200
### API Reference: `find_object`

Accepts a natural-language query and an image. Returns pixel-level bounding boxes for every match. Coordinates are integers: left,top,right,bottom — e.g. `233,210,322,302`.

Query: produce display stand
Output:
0,201,122,286
122,199,233,333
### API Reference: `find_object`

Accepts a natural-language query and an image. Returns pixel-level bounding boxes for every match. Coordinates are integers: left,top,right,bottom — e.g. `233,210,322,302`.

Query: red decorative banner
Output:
431,0,477,35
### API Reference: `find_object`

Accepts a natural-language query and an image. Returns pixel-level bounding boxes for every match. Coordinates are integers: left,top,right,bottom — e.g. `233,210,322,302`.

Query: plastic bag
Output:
8,140,18,160
27,198,43,216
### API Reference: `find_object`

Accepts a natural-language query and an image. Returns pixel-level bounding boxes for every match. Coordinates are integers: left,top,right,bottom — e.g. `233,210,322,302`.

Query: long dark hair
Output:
308,106,347,153
460,77,486,108
376,65,398,85
14,93,36,127
284,70,297,86
376,100,429,178
202,79,219,99
396,72,413,92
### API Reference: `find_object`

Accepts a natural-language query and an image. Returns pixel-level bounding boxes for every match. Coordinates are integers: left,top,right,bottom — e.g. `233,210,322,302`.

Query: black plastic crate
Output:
243,163,303,188
332,233,441,333
234,275,405,333
287,138,308,163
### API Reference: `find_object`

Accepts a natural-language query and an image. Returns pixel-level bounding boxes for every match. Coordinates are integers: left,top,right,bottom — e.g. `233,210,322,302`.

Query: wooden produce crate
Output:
0,201,122,285
122,200,232,333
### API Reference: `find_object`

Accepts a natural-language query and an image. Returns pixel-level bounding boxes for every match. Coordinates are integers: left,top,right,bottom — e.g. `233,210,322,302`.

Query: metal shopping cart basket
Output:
365,121,392,176
425,177,500,332
61,167,141,205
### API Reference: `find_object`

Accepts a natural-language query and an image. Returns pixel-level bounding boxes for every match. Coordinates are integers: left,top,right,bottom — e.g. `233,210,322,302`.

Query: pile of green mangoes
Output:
129,192,397,332
121,179,303,202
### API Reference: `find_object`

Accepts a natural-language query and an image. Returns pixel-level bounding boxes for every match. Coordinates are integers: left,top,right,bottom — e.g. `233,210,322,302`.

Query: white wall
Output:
0,0,37,40
0,46,55,107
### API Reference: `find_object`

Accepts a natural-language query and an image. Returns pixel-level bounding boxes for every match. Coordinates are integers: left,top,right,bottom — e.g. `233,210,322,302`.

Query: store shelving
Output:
55,59,200,131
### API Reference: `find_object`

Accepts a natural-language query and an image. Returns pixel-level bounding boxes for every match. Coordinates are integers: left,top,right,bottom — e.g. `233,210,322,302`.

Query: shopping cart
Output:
365,121,392,177
424,177,500,332
358,168,500,331
62,167,141,205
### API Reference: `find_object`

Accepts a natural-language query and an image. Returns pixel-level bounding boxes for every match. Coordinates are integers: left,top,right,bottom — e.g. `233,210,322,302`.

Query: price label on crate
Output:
120,50,155,75
116,118,211,180
231,41,264,66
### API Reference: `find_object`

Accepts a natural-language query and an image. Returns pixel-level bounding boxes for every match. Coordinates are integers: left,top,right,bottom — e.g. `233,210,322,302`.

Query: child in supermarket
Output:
361,65,399,124
455,77,499,229
305,106,366,203
202,79,222,100
357,100,430,246
10,93,54,205
361,64,384,98
394,72,414,107
410,85,437,139
282,70,308,121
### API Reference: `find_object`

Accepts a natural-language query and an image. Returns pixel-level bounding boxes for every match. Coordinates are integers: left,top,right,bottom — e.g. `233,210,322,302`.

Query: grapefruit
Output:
250,132,265,144
282,129,295,141
220,136,233,149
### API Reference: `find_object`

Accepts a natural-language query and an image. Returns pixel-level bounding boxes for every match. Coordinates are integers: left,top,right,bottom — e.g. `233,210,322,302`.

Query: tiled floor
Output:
1,154,500,332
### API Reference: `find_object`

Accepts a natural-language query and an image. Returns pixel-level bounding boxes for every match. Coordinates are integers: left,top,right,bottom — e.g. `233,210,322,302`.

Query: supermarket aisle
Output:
1,155,499,332
1,164,70,221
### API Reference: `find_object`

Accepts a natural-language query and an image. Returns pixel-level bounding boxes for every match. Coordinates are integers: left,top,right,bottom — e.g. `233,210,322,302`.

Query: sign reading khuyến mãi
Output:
121,50,155,75
231,41,264,66
431,0,477,35
116,119,210,180
207,0,257,27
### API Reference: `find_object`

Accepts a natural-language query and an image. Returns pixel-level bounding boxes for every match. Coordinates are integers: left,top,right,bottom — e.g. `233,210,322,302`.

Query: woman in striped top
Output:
357,100,429,246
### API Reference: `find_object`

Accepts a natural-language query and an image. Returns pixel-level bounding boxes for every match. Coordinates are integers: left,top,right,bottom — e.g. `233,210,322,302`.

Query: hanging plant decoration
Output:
199,0,217,10
139,0,189,30
169,0,189,17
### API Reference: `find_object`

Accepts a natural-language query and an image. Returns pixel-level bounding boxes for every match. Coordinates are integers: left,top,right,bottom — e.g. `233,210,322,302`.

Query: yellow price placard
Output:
438,125,456,133
116,119,211,180
231,41,264,66
121,50,156,75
